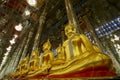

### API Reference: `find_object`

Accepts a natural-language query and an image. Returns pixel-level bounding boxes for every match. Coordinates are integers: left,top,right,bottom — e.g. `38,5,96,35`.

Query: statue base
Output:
26,65,116,79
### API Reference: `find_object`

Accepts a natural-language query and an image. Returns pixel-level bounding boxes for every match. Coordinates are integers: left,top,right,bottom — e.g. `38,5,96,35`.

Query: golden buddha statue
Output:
52,44,65,65
56,44,65,60
28,49,40,74
48,23,116,77
26,39,54,78
41,39,54,69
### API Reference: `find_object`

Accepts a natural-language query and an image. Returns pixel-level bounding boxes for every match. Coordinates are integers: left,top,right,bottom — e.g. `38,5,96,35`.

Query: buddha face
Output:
65,24,76,38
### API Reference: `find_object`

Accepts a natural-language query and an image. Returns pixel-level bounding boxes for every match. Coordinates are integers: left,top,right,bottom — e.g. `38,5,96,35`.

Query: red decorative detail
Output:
26,65,116,79
48,65,116,78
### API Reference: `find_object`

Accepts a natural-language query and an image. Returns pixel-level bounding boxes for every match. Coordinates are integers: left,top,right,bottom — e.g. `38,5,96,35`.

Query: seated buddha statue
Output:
26,40,54,78
49,23,116,77
52,44,65,65
28,49,40,74
56,44,65,60
41,39,54,71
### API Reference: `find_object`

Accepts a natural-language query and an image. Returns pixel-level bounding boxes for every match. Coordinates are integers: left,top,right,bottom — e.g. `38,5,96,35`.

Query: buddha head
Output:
65,24,77,38
32,49,39,58
42,39,51,52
